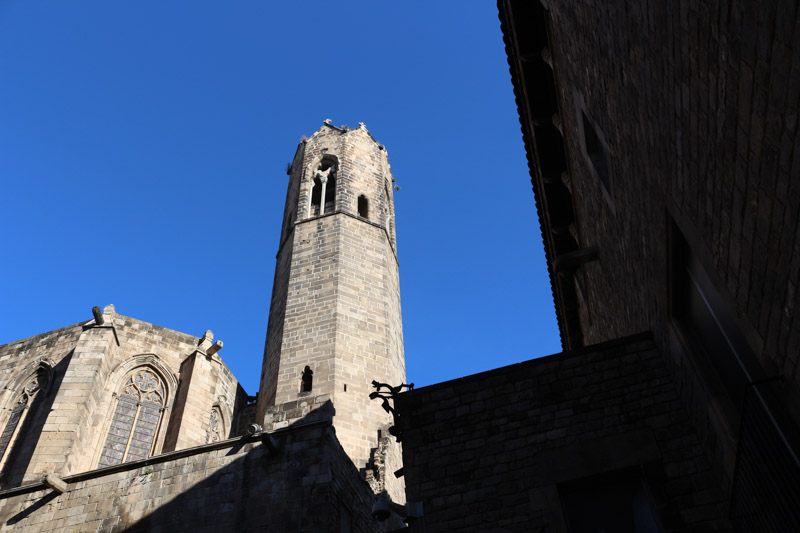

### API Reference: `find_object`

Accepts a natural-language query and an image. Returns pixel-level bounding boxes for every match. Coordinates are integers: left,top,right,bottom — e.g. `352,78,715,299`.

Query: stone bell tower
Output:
256,121,405,485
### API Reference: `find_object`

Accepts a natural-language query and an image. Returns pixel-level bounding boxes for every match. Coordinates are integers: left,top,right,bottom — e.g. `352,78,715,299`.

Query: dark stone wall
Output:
0,414,400,532
530,0,800,383
499,0,800,525
396,334,731,532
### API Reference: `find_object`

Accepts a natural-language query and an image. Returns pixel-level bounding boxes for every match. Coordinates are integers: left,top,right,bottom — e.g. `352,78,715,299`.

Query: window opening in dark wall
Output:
581,111,611,194
357,195,369,219
301,366,313,392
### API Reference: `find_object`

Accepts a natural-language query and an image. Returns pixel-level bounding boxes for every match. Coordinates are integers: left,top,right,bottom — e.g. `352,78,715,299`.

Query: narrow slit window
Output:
581,111,611,194
358,195,369,219
301,366,313,392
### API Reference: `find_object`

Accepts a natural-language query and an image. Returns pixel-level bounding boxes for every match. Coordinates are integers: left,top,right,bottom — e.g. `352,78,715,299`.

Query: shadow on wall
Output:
125,403,337,532
6,491,59,526
119,400,397,533
1,351,73,488
1,402,337,530
1,401,402,532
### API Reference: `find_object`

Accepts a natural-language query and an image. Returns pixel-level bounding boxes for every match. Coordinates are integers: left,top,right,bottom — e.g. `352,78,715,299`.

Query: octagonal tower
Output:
256,122,405,493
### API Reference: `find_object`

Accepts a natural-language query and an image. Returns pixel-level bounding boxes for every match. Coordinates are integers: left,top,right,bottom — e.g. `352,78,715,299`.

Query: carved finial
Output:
199,330,214,350
358,122,365,128
103,304,116,315
323,118,332,125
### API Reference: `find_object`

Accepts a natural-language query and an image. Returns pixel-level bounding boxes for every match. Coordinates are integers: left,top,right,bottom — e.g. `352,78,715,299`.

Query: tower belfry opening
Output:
310,177,323,216
324,173,336,213
310,157,337,216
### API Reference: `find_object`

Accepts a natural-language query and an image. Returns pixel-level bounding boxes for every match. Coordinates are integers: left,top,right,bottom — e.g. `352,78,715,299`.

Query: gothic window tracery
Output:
0,367,51,478
206,406,222,444
311,176,323,216
99,368,166,467
324,173,336,213
309,159,337,217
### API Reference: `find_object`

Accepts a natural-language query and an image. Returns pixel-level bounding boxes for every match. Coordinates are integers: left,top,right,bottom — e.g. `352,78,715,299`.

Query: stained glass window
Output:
99,368,166,467
0,399,27,462
0,367,50,480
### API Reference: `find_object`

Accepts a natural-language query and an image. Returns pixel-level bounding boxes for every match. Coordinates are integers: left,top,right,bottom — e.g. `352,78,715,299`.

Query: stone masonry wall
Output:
0,325,84,386
396,334,731,532
257,141,306,417
0,415,401,532
536,0,800,385
0,324,84,487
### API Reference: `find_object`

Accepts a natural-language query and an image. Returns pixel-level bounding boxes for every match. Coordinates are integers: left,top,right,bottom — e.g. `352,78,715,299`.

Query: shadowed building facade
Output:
393,1,800,531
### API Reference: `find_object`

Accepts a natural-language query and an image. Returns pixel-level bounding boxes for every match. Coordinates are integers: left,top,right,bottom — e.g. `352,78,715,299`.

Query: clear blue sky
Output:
0,1,561,394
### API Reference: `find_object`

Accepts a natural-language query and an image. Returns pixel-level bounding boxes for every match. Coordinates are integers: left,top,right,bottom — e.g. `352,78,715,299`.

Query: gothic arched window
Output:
309,159,337,217
0,366,51,480
98,368,166,467
324,174,336,213
311,176,323,216
206,406,223,444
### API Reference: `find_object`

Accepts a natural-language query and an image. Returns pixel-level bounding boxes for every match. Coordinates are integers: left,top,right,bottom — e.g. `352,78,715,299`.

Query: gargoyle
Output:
369,380,414,442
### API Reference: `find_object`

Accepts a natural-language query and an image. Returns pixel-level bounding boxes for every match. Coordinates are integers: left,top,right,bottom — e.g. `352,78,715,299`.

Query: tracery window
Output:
206,406,222,444
98,368,166,467
309,159,337,217
311,176,324,216
0,367,51,479
323,173,336,213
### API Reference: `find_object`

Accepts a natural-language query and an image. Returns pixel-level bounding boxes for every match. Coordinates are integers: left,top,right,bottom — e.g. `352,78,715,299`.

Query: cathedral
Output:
0,123,405,532
1,0,799,531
